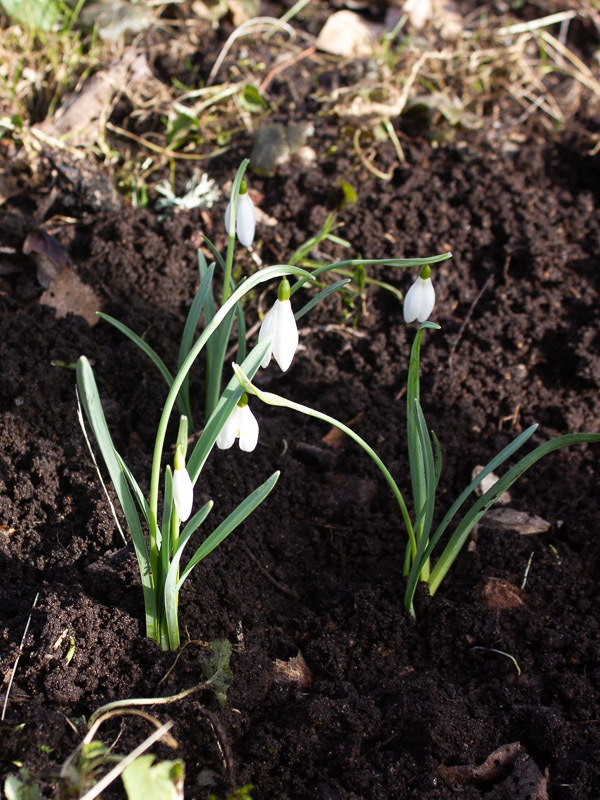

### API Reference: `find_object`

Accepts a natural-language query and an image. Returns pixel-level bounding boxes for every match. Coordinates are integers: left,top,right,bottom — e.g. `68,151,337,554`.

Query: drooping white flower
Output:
258,278,299,372
403,266,435,323
216,395,259,452
224,184,256,248
172,448,193,522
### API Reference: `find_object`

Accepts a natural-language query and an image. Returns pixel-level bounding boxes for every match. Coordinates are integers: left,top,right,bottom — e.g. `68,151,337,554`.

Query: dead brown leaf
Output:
322,411,365,450
273,652,312,688
477,577,524,610
39,266,101,326
437,741,549,799
23,229,71,288
483,507,551,535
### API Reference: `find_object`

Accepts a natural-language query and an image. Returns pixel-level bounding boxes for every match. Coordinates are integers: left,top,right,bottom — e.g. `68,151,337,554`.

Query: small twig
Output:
77,389,127,545
497,10,577,36
104,122,231,161
207,18,295,86
158,639,211,686
259,45,317,93
2,593,39,721
472,646,522,675
196,706,236,789
449,274,494,372
241,542,301,600
520,552,535,590
353,129,393,181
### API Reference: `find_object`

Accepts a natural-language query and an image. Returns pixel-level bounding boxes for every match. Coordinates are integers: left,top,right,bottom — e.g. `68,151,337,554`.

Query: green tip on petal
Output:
278,277,291,302
174,446,185,471
419,264,431,280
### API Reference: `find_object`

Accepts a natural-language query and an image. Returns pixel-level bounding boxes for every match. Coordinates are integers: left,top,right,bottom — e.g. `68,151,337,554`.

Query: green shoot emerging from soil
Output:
77,161,449,649
234,286,600,618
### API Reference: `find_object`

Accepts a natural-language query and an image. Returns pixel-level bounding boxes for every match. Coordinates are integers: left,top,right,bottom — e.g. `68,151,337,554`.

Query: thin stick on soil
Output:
449,274,494,373
259,45,317,93
2,592,39,721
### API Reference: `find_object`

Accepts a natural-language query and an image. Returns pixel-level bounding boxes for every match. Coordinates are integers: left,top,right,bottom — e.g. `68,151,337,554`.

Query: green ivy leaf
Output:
199,639,233,707
0,0,61,30
121,755,184,800
4,770,42,800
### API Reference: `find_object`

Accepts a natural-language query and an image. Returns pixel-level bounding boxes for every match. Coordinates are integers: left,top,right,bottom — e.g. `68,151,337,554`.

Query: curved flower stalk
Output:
224,181,255,248
403,265,435,323
216,393,259,452
258,277,299,372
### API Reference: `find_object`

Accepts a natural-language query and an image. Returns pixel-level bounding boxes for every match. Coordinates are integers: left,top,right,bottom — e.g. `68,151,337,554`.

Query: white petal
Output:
224,202,232,236
403,277,435,323
172,467,193,522
258,302,278,368
238,405,259,452
272,299,298,372
236,194,256,248
416,277,435,321
216,407,240,450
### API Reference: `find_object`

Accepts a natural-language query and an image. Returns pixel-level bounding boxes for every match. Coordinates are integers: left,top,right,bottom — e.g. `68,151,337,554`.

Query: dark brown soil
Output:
1,10,600,800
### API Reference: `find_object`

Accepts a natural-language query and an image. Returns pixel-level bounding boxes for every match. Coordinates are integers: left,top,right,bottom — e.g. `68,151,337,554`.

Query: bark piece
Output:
436,742,549,799
483,507,551,535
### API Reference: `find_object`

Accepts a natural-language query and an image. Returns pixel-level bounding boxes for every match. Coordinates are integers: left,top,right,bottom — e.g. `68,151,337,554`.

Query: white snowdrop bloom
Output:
258,278,299,372
216,395,259,452
403,266,435,323
172,450,193,522
224,186,256,248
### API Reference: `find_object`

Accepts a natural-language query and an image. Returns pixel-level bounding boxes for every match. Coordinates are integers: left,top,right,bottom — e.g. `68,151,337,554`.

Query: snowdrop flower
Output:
224,181,256,248
172,447,193,522
216,393,259,452
258,277,298,372
403,265,435,323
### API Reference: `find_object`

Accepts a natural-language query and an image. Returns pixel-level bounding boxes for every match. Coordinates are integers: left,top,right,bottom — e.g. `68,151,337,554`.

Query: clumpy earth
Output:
1,7,600,800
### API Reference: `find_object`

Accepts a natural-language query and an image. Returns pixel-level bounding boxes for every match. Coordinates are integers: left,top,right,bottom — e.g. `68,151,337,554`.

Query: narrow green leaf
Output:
205,308,236,419
97,313,187,418
427,432,600,596
233,365,417,551
404,423,540,613
98,313,173,387
430,424,539,555
116,452,150,526
186,338,272,482
290,252,452,295
177,262,216,418
414,399,436,546
294,279,351,322
201,235,227,273
235,301,247,363
161,467,173,549
76,357,157,639
177,471,280,589
163,501,213,645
